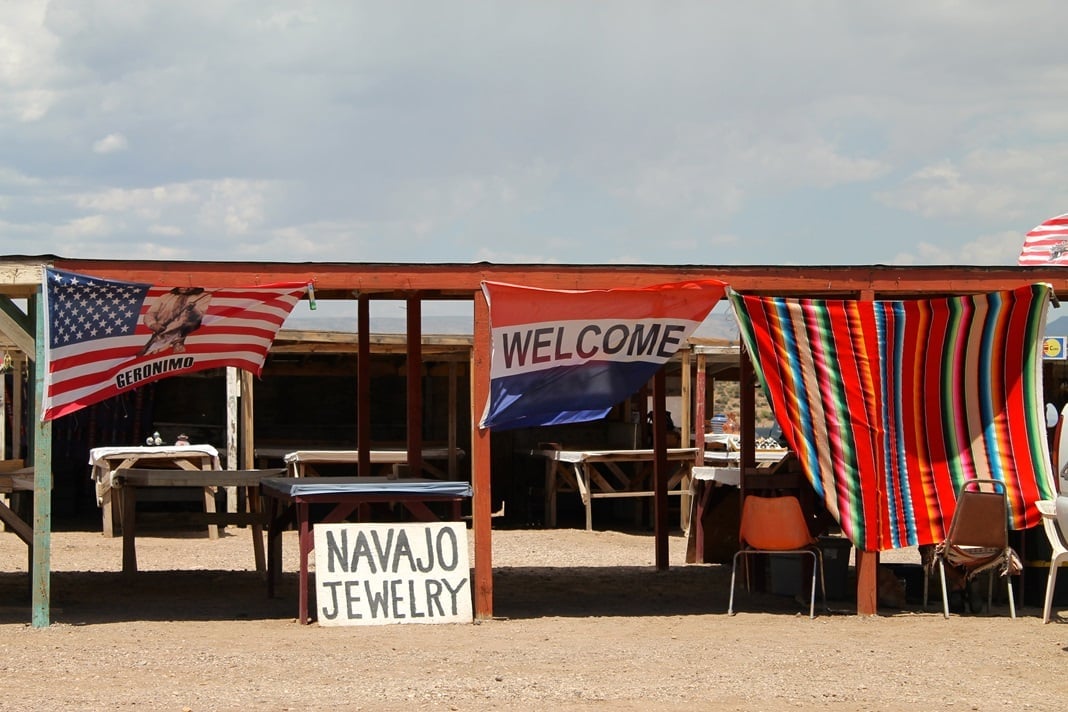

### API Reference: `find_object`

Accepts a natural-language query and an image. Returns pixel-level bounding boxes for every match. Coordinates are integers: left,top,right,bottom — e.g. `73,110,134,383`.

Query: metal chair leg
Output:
938,560,950,619
807,550,817,619
987,570,994,613
728,551,741,615
1043,559,1059,623
1006,574,1016,619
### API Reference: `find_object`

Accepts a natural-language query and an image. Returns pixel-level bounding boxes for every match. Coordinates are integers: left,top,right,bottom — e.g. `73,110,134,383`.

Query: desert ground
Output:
1,517,1066,712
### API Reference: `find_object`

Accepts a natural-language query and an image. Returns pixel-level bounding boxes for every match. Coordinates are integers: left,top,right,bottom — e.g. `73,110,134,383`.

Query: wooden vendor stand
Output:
89,444,223,537
114,467,284,576
278,447,465,479
261,476,473,625
533,447,697,531
0,462,34,548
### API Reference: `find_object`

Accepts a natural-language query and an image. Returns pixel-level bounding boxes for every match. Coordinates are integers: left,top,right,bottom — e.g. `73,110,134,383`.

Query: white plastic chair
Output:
1035,498,1068,624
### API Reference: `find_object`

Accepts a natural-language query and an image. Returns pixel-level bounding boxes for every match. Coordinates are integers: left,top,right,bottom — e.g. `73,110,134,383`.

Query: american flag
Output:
1018,213,1068,266
43,267,307,421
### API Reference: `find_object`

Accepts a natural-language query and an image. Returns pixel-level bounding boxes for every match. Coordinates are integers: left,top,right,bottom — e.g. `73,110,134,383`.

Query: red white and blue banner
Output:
479,280,725,430
43,267,307,421
1018,212,1068,265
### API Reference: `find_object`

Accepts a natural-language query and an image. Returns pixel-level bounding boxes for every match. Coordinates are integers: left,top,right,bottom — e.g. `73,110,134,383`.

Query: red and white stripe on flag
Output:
1018,213,1068,266
42,267,307,421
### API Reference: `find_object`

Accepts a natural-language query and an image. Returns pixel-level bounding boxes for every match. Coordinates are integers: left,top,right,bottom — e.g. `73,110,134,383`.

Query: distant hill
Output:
285,311,743,340
284,315,474,335
290,309,1068,342
1047,315,1068,336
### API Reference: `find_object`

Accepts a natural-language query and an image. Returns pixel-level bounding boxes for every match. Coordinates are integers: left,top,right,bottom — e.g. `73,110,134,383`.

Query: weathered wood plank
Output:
0,296,34,356
114,468,284,488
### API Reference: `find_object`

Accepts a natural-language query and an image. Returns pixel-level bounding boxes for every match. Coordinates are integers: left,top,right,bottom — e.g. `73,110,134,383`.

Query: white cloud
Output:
892,230,1023,266
878,142,1068,226
92,132,128,154
55,214,113,239
0,0,62,122
197,179,271,235
148,224,183,237
2,2,1068,266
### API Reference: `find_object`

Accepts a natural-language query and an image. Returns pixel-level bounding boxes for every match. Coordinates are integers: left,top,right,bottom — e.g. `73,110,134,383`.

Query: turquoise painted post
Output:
31,289,51,627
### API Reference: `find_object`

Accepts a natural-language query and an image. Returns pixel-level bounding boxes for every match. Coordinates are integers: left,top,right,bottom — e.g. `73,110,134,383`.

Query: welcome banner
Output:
480,280,725,431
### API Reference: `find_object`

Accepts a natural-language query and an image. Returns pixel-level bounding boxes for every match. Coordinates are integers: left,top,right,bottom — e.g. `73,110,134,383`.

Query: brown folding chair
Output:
728,494,827,618
924,479,1020,618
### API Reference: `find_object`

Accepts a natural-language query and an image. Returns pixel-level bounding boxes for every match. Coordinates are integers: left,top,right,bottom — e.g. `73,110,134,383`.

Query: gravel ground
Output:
1,523,1066,711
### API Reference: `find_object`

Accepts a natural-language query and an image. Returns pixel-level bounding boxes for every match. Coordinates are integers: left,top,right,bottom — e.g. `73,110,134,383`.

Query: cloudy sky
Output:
3,1,1068,270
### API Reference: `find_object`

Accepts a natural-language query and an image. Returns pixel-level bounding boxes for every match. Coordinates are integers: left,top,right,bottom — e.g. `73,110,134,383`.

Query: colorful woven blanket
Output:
729,284,1057,551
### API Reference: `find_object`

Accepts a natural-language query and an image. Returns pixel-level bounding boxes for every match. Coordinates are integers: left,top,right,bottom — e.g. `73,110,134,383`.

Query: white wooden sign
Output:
313,521,472,626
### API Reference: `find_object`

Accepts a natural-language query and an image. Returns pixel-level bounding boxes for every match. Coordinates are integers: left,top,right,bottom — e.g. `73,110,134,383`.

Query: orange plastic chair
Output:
728,494,827,618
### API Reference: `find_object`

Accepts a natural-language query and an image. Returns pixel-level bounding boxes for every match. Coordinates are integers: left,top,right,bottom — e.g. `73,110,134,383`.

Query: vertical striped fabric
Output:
729,284,1056,552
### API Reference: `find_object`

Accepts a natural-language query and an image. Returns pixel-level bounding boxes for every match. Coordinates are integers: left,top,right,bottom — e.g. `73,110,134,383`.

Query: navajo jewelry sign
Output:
313,522,472,626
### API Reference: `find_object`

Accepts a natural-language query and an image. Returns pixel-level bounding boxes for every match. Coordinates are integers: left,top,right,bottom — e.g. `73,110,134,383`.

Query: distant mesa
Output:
285,311,742,340
1048,315,1068,337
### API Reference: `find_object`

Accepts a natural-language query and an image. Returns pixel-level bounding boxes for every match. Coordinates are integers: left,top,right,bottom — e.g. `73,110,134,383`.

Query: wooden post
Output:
0,356,5,459
679,348,692,532
680,348,691,448
448,361,458,479
652,368,669,570
31,292,51,627
225,368,239,513
240,370,254,470
695,352,707,463
357,296,371,477
856,550,878,615
13,353,22,461
471,289,493,618
739,347,756,477
856,287,879,616
406,296,423,477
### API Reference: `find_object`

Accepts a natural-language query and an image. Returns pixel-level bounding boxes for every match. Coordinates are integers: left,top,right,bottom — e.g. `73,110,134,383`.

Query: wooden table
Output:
688,449,791,562
89,445,222,537
261,476,473,625
532,448,697,531
114,467,285,575
279,448,465,479
0,465,33,548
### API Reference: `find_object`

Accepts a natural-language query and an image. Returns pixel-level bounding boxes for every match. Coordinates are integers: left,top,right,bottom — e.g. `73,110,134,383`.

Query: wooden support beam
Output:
13,354,23,461
357,296,371,477
678,349,692,533
448,361,458,478
240,370,254,470
471,289,493,619
694,352,707,463
856,550,879,615
0,296,34,359
406,296,423,477
0,366,5,459
51,258,1068,299
31,293,51,628
652,368,669,571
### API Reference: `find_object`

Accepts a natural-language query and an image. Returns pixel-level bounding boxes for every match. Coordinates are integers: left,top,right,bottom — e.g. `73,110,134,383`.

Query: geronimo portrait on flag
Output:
479,279,725,431
42,267,307,422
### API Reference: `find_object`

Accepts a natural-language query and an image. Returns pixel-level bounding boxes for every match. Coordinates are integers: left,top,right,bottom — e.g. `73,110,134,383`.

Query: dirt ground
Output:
1,519,1066,711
